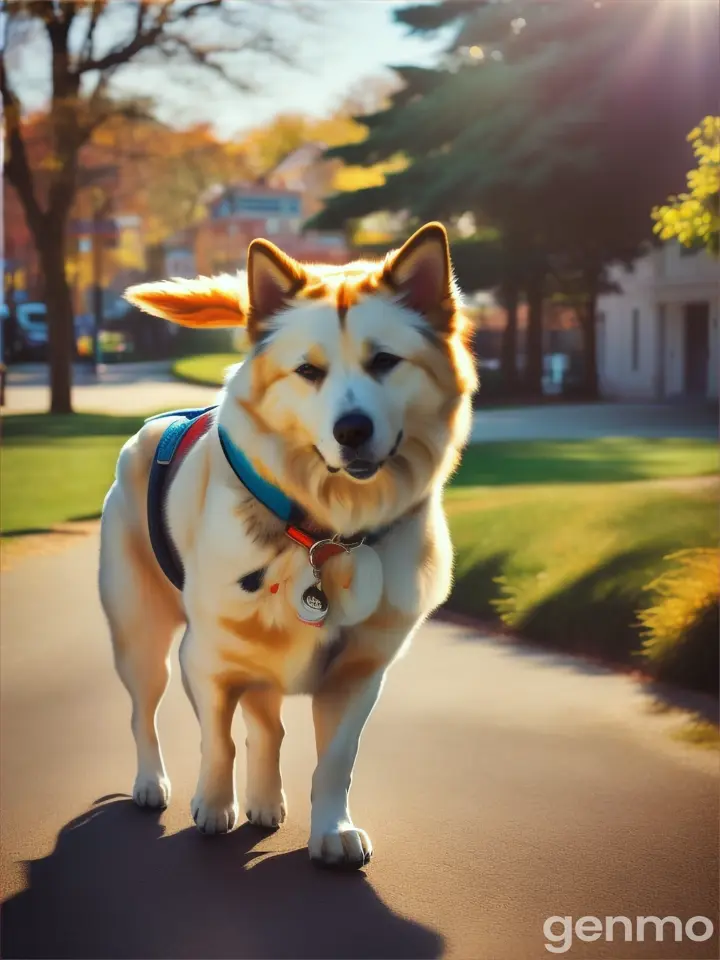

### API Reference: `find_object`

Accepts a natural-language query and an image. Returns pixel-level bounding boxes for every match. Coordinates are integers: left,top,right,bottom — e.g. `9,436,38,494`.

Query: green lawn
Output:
453,436,719,485
171,353,242,387
3,414,716,693
2,412,146,534
446,477,718,669
3,412,718,687
2,413,716,535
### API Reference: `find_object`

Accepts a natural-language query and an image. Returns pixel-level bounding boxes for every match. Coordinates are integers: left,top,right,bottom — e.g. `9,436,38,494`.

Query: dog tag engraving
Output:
302,584,328,614
298,582,328,625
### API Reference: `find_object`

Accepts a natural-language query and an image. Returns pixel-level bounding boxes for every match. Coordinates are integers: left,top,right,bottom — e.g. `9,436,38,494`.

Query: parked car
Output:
1,304,104,363
105,300,171,360
1,302,48,362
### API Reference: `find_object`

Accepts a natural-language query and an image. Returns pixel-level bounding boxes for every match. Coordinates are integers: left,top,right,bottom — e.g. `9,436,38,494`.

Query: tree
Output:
310,0,720,398
234,83,405,212
236,113,317,178
652,116,720,257
89,117,249,244
2,0,314,413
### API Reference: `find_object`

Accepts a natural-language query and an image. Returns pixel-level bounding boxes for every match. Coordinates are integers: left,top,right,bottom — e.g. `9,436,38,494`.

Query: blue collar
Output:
147,406,392,595
217,421,395,548
217,423,303,526
215,411,398,551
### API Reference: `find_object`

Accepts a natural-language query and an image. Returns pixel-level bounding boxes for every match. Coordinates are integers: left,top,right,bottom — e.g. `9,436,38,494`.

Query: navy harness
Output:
147,406,392,591
146,406,217,590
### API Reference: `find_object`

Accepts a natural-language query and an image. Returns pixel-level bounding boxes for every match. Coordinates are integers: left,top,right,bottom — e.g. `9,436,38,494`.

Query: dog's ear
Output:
247,239,307,342
384,222,455,328
124,274,245,328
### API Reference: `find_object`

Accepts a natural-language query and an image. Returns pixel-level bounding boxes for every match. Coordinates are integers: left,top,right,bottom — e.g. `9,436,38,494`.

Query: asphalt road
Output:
1,531,718,959
4,361,717,441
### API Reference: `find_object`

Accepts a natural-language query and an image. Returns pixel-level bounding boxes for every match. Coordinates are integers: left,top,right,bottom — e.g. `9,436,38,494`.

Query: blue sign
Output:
70,219,118,236
213,192,302,221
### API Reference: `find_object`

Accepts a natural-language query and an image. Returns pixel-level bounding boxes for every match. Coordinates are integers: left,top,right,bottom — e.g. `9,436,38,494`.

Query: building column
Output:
655,303,666,399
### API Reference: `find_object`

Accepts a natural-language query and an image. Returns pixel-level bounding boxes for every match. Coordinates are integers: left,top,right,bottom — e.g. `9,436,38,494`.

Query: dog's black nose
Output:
333,412,374,449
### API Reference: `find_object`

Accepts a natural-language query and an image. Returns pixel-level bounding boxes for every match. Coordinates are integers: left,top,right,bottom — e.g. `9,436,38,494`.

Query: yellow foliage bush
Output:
638,548,719,694
651,116,720,255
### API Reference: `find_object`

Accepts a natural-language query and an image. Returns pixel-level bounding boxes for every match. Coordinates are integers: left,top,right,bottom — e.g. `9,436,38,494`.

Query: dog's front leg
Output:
310,651,388,868
242,685,287,828
180,630,239,835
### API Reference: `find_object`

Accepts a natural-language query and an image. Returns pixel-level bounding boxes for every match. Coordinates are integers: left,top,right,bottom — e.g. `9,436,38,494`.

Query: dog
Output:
99,221,477,868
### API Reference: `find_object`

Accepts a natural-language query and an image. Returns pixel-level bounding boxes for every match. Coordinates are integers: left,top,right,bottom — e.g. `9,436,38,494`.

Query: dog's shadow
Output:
1,798,442,960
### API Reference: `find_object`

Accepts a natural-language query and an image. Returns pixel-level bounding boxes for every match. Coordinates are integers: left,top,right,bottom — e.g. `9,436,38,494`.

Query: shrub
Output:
172,326,234,357
638,548,719,695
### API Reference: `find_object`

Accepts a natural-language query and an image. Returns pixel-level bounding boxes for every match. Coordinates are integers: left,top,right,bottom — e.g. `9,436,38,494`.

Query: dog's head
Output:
126,222,477,530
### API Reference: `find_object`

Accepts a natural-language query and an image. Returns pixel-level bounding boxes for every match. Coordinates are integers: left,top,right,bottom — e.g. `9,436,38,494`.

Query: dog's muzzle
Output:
316,431,404,481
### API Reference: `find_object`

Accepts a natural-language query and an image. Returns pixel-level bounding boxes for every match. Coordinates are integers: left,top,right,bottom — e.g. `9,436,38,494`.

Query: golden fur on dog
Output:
99,222,476,868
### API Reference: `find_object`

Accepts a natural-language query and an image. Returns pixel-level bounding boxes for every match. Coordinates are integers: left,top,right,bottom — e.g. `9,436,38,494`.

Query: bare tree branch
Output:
156,34,256,91
1,56,46,235
174,0,222,19
74,0,173,73
80,0,109,64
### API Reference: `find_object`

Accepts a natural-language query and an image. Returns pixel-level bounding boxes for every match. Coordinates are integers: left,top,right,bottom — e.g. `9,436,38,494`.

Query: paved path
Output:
3,362,220,415
4,362,716,441
471,401,718,442
1,532,718,959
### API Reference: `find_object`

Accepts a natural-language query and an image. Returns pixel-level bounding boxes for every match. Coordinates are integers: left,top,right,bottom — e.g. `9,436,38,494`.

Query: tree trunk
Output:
39,231,75,415
524,275,544,398
580,269,600,399
500,281,519,395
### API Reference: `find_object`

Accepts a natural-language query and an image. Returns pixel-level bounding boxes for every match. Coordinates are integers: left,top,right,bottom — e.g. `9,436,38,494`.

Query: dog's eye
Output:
295,363,326,384
367,352,402,376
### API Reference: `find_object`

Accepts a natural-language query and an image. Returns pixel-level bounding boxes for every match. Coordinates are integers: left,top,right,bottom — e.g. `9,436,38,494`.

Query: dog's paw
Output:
246,790,287,830
191,794,238,835
309,825,373,869
133,773,171,810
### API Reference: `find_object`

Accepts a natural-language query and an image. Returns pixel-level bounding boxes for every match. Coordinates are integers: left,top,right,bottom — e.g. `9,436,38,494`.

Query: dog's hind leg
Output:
100,508,182,810
113,614,178,809
241,686,286,828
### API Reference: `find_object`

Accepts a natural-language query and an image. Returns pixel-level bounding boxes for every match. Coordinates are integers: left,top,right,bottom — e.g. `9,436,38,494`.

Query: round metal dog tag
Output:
298,583,329,625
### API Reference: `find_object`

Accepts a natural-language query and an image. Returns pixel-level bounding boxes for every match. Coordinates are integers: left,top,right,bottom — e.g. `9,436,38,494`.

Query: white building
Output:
597,243,718,401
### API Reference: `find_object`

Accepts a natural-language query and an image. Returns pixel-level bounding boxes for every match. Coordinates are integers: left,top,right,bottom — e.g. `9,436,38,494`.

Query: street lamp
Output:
90,185,113,375
74,164,118,376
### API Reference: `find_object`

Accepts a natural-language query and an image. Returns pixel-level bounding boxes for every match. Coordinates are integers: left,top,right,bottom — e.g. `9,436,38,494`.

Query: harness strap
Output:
147,409,215,590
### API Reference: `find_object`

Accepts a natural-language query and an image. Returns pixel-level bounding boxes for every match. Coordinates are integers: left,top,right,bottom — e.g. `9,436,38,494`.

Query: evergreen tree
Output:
310,0,719,397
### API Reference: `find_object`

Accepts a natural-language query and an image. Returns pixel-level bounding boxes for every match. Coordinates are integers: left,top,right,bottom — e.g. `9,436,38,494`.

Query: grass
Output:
2,412,716,532
2,413,718,697
171,353,242,387
446,467,719,682
672,716,720,749
452,437,719,486
1,412,146,534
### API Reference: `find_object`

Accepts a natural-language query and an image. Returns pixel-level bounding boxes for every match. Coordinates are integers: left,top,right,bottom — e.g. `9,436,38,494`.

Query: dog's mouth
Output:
314,431,403,482
344,459,381,480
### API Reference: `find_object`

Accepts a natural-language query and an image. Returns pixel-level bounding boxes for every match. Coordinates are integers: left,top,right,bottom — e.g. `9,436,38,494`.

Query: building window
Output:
680,245,700,257
631,308,640,371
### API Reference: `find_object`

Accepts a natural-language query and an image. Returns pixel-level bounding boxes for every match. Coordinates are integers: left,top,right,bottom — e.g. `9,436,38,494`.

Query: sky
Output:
6,1,453,140
205,1,453,137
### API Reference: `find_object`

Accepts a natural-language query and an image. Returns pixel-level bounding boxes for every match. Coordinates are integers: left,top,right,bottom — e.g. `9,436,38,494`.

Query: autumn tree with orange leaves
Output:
2,0,317,413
